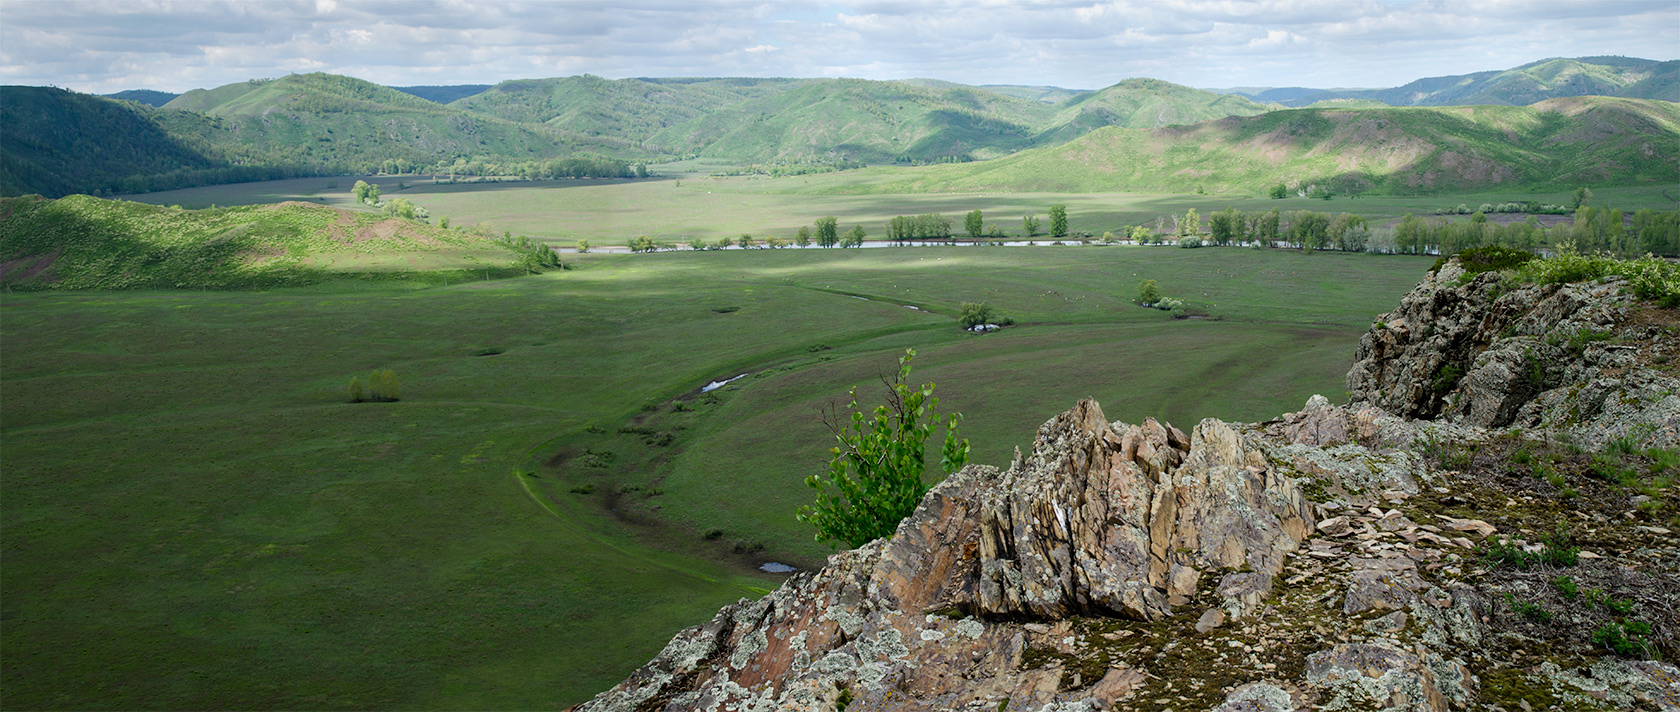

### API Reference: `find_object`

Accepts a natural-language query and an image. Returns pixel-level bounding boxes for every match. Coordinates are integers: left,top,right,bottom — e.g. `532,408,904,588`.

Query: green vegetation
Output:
797,350,968,548
2,245,1433,708
1281,56,1680,107
959,302,996,328
0,195,536,290
865,98,1680,196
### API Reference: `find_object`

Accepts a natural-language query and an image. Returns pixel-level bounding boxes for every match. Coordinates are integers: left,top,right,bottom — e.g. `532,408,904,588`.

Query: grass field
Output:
127,171,1679,248
2,245,1433,708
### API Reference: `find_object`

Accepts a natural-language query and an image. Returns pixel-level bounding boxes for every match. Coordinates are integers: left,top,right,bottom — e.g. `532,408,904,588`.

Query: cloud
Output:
0,0,1673,94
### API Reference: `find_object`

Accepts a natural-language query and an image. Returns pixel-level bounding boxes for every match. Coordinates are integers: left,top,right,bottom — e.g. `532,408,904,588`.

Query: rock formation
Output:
578,256,1680,712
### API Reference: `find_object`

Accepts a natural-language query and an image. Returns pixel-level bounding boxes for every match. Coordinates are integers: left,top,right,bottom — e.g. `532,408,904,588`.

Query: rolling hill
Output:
102,89,179,107
390,84,493,104
1032,78,1277,145
1285,57,1680,107
1,86,226,198
855,96,1680,196
0,194,532,289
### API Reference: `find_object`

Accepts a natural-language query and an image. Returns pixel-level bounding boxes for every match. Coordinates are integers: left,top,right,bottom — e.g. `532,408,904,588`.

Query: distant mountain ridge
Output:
102,89,179,107
1270,57,1679,107
860,96,1680,196
5,55,1676,198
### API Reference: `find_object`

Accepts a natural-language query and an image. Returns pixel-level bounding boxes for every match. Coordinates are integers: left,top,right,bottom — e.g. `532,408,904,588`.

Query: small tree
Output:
797,350,969,548
844,224,867,247
1022,214,1040,237
1049,204,1068,238
959,302,994,328
576,238,590,253
1137,279,1162,305
1572,186,1593,209
1130,225,1151,244
364,369,401,402
718,236,735,249
739,233,756,249
816,216,839,247
1180,208,1200,237
796,226,812,247
965,209,984,238
352,180,371,203
439,215,451,230
348,376,365,403
1269,183,1288,200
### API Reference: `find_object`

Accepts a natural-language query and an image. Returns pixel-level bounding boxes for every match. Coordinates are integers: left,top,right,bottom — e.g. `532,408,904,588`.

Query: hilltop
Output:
859,96,1680,195
0,194,539,289
1284,56,1680,107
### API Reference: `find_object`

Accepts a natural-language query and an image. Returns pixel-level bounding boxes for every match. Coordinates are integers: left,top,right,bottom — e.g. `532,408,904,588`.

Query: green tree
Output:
1049,204,1068,238
688,236,708,251
1022,214,1040,237
1181,208,1200,237
1130,225,1151,244
352,180,371,203
576,238,590,254
965,209,984,238
959,302,994,328
439,215,451,230
1137,279,1162,305
367,369,400,402
797,350,969,548
1269,183,1288,200
816,216,839,248
844,224,867,248
1571,186,1593,210
348,376,365,403
739,233,756,249
796,225,812,247
718,236,735,249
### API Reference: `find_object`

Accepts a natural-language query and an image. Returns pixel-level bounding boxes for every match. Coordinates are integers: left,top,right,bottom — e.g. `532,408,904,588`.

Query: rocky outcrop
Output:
580,255,1680,712
1347,258,1680,448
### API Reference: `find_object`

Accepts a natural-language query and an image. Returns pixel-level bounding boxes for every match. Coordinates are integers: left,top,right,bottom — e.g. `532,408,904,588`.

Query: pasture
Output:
124,170,1679,248
2,245,1433,708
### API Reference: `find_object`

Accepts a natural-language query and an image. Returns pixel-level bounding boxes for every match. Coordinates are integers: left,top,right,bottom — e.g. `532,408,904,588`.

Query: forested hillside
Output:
1284,57,1680,107
860,96,1680,195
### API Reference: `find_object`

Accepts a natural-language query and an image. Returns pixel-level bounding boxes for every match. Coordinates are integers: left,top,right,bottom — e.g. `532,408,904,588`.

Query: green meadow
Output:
2,243,1433,708
127,171,1678,247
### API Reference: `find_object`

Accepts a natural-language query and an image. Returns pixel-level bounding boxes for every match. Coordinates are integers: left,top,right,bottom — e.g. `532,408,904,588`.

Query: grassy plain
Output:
128,171,1679,248
3,245,1432,708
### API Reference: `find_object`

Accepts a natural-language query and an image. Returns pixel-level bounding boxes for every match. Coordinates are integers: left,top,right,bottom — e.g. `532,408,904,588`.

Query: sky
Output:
3,0,1677,95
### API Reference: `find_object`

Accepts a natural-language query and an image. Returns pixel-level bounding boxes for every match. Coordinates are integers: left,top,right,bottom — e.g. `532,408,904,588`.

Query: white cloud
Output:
0,0,1673,94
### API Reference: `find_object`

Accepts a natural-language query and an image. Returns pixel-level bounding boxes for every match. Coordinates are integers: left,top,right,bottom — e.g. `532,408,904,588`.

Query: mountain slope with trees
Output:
857,96,1680,195
1284,56,1680,107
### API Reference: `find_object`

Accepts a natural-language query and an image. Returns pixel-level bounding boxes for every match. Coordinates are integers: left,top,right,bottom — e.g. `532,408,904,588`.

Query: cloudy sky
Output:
4,0,1676,95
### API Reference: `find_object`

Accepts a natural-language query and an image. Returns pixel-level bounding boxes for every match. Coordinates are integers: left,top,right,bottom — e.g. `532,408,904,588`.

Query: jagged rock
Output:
1304,641,1450,712
972,400,1312,620
1347,257,1680,448
1210,681,1298,711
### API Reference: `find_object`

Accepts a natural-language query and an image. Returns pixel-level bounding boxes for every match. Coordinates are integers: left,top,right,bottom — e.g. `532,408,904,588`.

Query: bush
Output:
959,302,995,329
1137,279,1162,305
366,369,401,402
1157,297,1183,312
1177,237,1202,248
796,350,969,548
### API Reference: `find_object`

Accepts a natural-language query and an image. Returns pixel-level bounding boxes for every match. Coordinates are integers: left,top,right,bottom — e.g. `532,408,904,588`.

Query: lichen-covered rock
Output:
972,400,1312,620
1347,257,1680,448
1304,641,1449,712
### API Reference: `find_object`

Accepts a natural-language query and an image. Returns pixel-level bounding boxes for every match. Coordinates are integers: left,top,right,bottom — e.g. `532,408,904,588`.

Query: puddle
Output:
701,373,748,392
849,295,869,300
903,305,923,311
759,562,797,573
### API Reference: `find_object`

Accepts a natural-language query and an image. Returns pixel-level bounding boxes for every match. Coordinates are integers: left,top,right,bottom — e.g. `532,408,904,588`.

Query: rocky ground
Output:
575,256,1679,712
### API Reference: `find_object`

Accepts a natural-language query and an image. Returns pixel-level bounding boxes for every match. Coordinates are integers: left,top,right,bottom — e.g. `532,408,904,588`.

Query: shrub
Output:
1157,297,1183,312
366,369,401,402
348,376,365,403
1177,237,1203,248
959,302,995,329
797,350,969,548
1137,279,1162,305
1430,245,1537,276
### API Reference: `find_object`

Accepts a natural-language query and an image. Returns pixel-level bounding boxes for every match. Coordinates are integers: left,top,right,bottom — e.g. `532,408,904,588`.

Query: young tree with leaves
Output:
1049,204,1068,238
1022,214,1040,237
816,216,839,248
965,209,984,238
797,350,969,548
796,225,812,247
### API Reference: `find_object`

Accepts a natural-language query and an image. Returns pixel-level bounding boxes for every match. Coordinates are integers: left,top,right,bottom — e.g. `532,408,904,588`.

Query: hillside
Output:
1,75,641,197
1033,78,1277,145
102,89,179,107
858,96,1680,195
0,194,531,289
1288,56,1680,107
0,87,227,198
390,84,492,104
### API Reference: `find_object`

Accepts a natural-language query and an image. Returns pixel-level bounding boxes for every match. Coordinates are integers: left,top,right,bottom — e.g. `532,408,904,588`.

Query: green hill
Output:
0,87,228,198
390,84,492,104
856,96,1680,195
2,75,641,197
453,75,813,155
102,89,179,107
1032,78,1277,145
0,194,531,290
1289,57,1680,106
